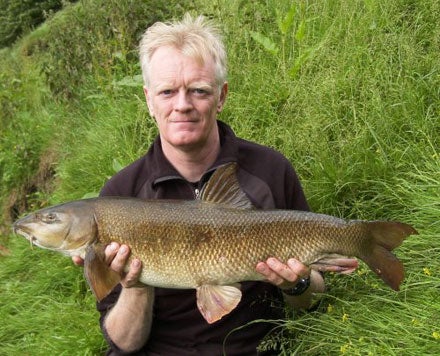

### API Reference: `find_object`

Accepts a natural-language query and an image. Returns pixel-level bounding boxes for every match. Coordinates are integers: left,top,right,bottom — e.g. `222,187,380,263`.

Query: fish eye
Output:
42,213,58,223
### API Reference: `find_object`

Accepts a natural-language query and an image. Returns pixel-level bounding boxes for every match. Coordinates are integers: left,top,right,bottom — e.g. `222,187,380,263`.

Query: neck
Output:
161,135,221,183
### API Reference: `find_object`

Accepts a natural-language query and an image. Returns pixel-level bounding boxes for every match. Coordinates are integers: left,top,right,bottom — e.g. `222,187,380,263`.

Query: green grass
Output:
0,238,105,355
258,171,440,355
1,0,439,354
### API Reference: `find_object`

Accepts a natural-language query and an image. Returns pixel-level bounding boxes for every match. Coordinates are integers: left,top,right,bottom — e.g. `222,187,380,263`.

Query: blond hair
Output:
139,14,227,88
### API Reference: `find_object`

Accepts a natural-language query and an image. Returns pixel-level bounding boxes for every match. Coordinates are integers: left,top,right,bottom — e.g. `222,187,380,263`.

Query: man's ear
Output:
143,86,154,117
217,82,228,113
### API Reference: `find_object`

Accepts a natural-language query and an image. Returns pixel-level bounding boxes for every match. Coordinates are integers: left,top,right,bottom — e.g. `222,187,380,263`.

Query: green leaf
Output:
278,3,297,35
295,19,306,42
289,47,314,78
250,31,279,56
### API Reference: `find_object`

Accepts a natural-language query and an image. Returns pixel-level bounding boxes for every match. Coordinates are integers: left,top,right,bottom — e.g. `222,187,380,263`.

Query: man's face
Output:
144,46,227,152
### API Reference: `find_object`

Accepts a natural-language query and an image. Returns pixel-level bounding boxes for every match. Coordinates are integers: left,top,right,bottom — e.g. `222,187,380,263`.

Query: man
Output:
74,14,330,355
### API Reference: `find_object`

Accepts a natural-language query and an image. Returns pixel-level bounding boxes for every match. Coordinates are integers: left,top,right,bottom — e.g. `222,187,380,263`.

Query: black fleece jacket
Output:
98,121,309,356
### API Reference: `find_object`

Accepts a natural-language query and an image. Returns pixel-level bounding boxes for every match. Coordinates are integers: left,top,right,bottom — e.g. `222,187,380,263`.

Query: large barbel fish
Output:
13,163,417,323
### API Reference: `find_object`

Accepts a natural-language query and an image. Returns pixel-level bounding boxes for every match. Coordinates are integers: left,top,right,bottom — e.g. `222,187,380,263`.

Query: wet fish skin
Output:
12,163,418,323
87,198,409,289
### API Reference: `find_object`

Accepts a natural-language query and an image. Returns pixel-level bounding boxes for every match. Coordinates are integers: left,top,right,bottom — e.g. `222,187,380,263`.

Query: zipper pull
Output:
194,188,200,199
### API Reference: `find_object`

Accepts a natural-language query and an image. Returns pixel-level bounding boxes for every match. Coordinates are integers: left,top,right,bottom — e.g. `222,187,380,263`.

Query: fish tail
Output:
359,221,418,291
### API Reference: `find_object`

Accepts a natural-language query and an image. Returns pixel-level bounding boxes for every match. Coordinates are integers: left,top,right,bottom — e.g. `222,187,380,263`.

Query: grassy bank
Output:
1,0,439,354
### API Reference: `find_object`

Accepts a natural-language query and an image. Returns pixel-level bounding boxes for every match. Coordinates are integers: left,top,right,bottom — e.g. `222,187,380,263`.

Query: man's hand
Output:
256,257,310,290
257,257,325,309
104,243,144,288
71,243,144,289
256,256,358,310
256,256,359,288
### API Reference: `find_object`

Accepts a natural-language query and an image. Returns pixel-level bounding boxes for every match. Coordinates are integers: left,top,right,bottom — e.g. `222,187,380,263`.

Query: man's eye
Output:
161,90,172,95
193,88,208,95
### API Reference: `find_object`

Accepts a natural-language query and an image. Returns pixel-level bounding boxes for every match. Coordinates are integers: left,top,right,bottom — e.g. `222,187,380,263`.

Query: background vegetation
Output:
0,0,439,354
0,0,78,48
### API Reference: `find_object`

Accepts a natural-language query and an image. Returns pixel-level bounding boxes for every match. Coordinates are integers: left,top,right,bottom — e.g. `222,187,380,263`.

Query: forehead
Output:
148,46,216,87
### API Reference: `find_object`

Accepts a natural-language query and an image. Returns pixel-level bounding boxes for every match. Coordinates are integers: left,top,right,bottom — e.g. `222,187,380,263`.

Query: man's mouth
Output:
169,117,198,123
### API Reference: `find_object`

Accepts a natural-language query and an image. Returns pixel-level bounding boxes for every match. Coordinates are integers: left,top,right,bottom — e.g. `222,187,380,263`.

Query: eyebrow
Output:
188,82,215,92
152,81,216,94
151,83,173,94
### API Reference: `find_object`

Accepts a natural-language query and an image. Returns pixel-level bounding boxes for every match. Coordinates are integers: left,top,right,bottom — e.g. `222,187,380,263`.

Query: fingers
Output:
256,257,310,289
104,242,144,289
72,242,143,289
122,259,143,288
105,242,130,273
71,243,130,270
71,256,84,266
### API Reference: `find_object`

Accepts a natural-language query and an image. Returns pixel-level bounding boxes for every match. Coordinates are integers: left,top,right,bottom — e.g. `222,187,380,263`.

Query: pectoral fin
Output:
196,284,242,324
84,244,121,301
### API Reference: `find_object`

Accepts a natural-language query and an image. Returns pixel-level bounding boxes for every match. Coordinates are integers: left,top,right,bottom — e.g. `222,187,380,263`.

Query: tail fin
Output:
360,221,417,291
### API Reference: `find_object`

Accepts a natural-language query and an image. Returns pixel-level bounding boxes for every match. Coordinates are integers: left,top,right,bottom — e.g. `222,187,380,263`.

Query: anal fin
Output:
311,255,359,274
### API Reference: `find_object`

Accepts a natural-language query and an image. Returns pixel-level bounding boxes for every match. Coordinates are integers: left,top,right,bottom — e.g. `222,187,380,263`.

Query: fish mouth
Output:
13,226,38,247
13,224,88,257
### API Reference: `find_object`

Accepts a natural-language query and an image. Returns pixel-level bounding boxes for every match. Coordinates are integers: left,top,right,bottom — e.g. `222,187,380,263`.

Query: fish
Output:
12,163,418,324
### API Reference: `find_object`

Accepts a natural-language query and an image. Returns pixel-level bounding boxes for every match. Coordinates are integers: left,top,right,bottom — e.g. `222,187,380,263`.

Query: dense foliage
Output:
0,0,439,354
0,0,77,48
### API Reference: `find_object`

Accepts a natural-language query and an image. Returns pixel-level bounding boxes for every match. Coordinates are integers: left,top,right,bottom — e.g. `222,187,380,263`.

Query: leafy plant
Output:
249,2,319,78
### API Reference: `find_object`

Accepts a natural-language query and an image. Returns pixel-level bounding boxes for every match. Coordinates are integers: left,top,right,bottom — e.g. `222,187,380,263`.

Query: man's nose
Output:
174,90,193,111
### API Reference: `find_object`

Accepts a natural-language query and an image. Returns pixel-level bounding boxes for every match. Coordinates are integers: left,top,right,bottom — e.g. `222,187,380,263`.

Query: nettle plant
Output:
249,2,320,79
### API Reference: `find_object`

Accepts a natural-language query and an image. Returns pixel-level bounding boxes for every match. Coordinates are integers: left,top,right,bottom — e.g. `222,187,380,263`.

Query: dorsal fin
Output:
199,163,254,210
